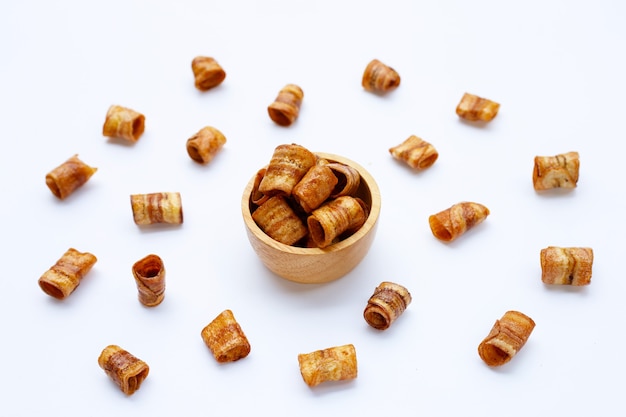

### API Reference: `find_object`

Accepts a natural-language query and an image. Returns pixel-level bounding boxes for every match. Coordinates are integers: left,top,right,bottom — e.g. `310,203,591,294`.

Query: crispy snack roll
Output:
132,254,166,306
258,143,317,197
250,168,269,206
186,126,227,164
307,196,368,248
298,344,358,387
478,310,535,367
389,135,439,170
252,195,308,246
102,105,145,142
201,309,251,363
191,56,226,91
456,93,500,122
130,192,183,225
428,201,490,242
38,248,97,300
292,163,339,213
532,151,580,190
267,84,304,126
326,162,361,198
98,345,150,395
363,281,412,330
45,154,97,200
540,246,593,286
362,59,401,94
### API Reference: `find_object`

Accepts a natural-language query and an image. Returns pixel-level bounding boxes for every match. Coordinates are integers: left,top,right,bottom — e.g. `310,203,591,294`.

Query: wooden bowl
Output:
241,153,381,284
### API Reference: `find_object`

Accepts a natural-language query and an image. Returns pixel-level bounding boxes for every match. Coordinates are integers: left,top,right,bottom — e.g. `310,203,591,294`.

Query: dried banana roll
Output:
45,154,97,200
363,282,412,330
132,254,166,306
102,105,145,142
307,195,368,248
292,163,339,213
455,93,500,122
478,310,535,367
298,344,358,387
191,56,226,91
532,151,579,191
428,201,490,242
38,248,97,300
98,345,150,395
130,192,183,225
362,59,401,94
201,309,251,363
257,143,317,197
389,135,439,170
540,246,593,286
326,162,361,198
252,195,308,246
186,126,227,164
267,84,304,126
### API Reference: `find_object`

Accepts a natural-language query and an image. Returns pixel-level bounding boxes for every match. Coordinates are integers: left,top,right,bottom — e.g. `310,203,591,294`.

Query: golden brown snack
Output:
250,168,269,206
132,254,166,306
257,143,317,197
362,59,400,93
532,151,580,191
252,195,308,246
428,201,490,242
191,56,226,91
456,93,500,122
130,192,183,225
292,164,339,213
267,84,304,126
298,344,357,387
478,311,535,367
389,135,439,170
45,154,97,200
38,248,97,300
186,126,227,164
307,196,368,248
102,105,145,142
540,246,593,286
363,281,412,330
201,309,251,363
98,345,150,395
326,162,361,198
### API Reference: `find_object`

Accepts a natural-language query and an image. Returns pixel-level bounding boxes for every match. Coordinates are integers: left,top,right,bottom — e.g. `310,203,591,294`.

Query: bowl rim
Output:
241,152,381,255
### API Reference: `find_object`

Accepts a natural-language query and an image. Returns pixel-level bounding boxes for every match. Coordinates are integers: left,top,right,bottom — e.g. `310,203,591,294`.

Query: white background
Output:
2,0,625,415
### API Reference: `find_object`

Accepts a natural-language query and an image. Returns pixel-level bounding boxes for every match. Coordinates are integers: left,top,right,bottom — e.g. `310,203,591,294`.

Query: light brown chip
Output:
130,192,183,225
102,105,145,142
362,59,400,94
38,248,97,300
540,246,593,286
252,195,308,246
363,281,412,330
298,344,357,387
389,135,439,170
478,311,535,367
428,201,490,242
267,84,304,126
201,309,251,363
456,93,500,122
307,196,368,248
292,164,339,213
257,143,317,197
186,126,227,164
191,56,226,91
250,168,269,206
98,345,150,395
326,162,361,198
532,151,580,190
45,154,97,200
132,254,166,306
